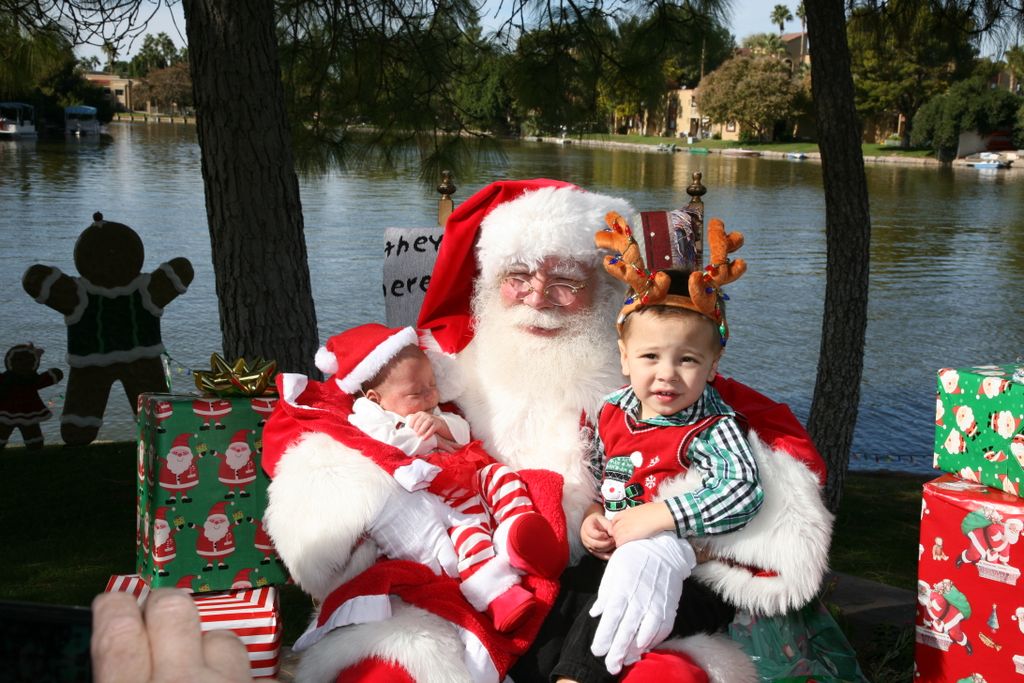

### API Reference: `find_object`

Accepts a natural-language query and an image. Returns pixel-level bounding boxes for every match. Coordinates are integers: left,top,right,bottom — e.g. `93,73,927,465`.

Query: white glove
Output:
367,488,460,578
589,532,696,674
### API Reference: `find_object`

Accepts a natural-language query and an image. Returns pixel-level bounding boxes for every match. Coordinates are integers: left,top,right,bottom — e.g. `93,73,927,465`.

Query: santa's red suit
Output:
196,520,236,562
959,513,1023,566
216,450,257,488
262,181,834,682
152,534,177,570
192,398,231,429
923,588,969,648
159,452,199,494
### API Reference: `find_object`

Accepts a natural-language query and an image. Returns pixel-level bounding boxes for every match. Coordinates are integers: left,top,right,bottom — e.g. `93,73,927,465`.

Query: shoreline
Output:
534,135,1023,170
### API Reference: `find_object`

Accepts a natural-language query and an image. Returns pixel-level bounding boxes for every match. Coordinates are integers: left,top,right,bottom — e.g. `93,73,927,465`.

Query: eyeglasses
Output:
502,274,588,307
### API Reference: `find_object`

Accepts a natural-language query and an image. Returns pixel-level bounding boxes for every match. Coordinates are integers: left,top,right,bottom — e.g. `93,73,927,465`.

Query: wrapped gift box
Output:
136,393,288,591
105,574,282,678
934,363,1024,496
914,474,1024,681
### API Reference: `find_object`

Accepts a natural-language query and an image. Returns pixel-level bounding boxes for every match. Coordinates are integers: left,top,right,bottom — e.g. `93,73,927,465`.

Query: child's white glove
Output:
367,488,459,578
589,531,696,674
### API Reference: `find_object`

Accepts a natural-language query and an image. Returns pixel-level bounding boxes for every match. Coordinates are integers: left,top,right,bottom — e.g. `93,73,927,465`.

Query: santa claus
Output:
159,433,200,504
151,506,179,577
957,506,1024,567
194,501,237,571
216,429,258,498
263,180,833,682
917,578,973,654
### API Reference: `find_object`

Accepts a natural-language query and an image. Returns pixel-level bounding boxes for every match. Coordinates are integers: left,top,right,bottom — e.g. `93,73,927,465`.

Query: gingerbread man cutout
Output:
23,212,193,446
0,344,63,449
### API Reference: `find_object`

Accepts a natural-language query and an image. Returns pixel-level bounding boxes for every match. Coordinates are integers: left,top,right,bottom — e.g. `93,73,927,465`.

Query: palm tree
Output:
771,4,793,35
100,40,117,73
795,2,806,58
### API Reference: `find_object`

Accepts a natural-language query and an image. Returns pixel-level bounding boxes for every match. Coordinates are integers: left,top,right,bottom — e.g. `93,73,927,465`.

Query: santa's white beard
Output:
457,282,624,560
154,522,170,547
204,520,229,542
225,446,250,471
167,450,192,475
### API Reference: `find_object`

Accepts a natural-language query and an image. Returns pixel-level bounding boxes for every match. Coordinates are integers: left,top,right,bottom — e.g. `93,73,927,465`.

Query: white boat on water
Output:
970,160,1012,169
0,102,38,138
966,152,1012,170
65,105,104,136
787,152,808,160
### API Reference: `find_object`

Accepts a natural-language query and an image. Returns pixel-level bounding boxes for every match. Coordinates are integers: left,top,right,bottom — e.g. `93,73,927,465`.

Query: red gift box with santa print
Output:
135,393,288,591
104,574,282,678
915,474,1024,681
934,363,1024,497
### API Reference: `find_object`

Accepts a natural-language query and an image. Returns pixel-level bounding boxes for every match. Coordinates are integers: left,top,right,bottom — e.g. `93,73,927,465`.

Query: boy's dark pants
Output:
508,555,735,683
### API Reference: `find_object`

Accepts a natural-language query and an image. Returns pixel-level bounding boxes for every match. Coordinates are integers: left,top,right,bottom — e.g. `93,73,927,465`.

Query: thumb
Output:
589,592,606,619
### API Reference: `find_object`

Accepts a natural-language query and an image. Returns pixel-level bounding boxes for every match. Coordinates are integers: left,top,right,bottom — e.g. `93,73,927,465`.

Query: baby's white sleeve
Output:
440,410,472,445
350,398,426,456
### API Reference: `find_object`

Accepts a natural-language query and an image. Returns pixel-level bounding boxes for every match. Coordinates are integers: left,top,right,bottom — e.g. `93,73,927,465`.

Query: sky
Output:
76,0,797,61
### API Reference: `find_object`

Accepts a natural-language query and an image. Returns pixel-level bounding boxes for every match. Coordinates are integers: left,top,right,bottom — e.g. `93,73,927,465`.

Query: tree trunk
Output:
804,0,872,513
182,0,319,374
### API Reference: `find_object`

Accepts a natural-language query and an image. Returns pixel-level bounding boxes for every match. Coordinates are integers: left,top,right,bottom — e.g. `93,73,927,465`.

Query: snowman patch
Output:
601,451,645,518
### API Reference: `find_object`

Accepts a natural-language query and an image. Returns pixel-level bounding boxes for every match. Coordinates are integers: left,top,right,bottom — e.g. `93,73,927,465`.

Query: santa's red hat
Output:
171,433,190,450
155,506,170,522
207,501,229,519
416,179,634,356
229,429,249,446
315,323,419,394
176,575,195,590
232,568,253,589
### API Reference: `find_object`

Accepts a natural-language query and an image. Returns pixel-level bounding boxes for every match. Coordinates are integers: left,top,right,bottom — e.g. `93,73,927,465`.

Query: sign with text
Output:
383,227,444,328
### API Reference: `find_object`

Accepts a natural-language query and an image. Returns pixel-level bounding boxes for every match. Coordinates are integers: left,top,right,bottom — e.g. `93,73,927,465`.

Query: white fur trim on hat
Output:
476,186,635,284
315,346,339,375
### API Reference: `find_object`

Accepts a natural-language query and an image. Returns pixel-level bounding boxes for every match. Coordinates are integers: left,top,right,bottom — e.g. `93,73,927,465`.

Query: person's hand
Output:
433,435,459,453
405,411,443,439
367,487,459,577
92,589,267,683
608,501,674,546
580,510,615,560
589,532,695,675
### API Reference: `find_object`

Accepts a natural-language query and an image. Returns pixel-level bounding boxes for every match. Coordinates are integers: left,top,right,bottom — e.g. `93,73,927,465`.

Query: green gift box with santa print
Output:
135,393,288,590
933,364,1024,498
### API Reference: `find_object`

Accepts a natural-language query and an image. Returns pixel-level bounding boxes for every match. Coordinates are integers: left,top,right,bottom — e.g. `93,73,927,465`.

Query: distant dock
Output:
113,112,195,125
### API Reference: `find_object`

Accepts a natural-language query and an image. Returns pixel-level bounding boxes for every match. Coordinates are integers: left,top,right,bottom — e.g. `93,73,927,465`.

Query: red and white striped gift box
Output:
104,575,282,678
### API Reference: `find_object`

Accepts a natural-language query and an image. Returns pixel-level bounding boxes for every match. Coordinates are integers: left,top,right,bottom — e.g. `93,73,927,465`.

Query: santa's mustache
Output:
500,303,570,331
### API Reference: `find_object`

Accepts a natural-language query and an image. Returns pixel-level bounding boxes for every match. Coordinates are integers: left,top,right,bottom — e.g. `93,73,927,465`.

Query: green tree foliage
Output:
742,32,788,57
848,0,978,145
911,76,1022,158
698,53,800,140
0,16,71,98
134,61,192,112
276,0,508,177
771,4,793,34
1005,45,1024,93
128,32,183,77
509,9,613,135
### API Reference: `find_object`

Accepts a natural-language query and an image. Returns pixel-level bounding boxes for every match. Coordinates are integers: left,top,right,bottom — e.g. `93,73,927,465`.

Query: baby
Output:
317,323,564,632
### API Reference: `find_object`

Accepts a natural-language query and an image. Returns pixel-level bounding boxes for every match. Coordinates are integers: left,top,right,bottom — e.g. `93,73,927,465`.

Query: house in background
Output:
665,86,741,142
83,73,134,111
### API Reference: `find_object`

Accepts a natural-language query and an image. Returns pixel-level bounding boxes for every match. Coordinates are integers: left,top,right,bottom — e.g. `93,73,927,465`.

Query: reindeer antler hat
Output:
595,212,747,346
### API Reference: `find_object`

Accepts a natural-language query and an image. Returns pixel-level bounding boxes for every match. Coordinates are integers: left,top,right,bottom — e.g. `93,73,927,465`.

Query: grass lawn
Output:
1,441,926,675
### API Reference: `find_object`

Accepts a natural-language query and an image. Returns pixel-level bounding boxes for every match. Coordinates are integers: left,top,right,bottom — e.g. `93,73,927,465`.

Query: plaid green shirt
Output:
590,384,763,537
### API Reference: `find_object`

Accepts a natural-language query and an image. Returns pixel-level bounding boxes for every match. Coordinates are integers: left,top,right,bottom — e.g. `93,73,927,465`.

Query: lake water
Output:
2,124,1022,473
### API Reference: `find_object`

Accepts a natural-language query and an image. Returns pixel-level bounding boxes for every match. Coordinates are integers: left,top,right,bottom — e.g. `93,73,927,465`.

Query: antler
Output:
595,212,671,310
688,217,746,320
